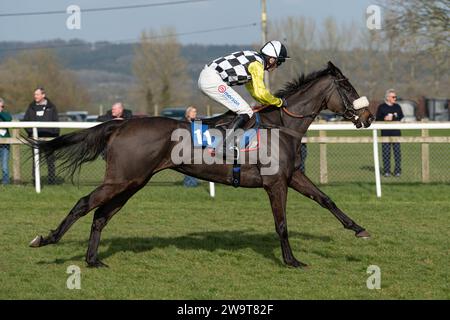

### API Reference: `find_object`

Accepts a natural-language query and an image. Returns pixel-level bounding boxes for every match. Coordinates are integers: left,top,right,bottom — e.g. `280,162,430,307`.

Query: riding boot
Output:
222,113,250,159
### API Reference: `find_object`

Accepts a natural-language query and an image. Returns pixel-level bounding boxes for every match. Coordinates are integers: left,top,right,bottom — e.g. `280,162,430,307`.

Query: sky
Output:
0,0,374,45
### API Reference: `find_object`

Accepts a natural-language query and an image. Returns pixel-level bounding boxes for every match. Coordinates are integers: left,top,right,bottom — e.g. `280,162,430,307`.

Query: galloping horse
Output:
28,62,374,268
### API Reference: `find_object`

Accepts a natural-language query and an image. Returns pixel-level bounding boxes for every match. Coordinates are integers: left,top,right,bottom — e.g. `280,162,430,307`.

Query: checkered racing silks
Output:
208,51,265,86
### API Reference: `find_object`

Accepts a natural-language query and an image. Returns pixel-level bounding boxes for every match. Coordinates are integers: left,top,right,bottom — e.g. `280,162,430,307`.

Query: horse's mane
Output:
275,64,332,98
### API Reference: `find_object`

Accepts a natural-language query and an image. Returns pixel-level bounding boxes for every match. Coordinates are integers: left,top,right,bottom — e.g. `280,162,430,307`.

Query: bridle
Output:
253,75,365,121
332,77,360,120
280,77,362,121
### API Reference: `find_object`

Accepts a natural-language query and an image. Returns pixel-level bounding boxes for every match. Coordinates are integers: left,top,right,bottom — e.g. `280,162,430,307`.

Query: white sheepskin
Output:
353,96,369,110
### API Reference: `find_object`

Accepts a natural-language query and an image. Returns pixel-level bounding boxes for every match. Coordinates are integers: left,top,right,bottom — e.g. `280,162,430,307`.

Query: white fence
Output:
1,121,449,197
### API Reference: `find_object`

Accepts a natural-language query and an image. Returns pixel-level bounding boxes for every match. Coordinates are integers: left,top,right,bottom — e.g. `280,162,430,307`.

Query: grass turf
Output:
0,182,448,299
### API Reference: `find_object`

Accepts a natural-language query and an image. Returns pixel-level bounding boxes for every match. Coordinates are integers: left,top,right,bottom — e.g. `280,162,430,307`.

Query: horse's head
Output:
325,62,374,128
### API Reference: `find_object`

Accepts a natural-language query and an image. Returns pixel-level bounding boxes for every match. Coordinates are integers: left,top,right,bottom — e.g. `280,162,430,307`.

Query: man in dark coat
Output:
97,102,133,122
376,89,405,177
97,102,133,160
23,87,60,184
0,97,12,184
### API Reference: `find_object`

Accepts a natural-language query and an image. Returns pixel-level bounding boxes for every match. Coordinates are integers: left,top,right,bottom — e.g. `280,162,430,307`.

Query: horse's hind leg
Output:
288,170,370,238
29,182,132,247
85,185,142,268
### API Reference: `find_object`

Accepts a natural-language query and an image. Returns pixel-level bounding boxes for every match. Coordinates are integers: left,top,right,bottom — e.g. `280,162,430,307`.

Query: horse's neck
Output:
282,78,332,134
281,97,324,135
259,76,332,134
259,107,283,126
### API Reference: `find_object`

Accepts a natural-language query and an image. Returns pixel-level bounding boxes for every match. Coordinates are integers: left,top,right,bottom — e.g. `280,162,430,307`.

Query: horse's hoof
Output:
29,235,43,248
87,260,109,268
286,259,309,269
356,230,371,239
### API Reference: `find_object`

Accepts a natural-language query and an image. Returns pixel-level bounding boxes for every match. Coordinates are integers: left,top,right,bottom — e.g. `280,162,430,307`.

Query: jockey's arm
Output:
245,61,283,107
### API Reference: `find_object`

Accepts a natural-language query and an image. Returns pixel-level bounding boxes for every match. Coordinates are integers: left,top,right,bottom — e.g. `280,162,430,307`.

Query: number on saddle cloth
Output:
191,121,218,148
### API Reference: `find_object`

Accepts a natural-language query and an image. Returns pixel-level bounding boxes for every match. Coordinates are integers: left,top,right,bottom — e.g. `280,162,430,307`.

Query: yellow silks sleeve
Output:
245,61,283,107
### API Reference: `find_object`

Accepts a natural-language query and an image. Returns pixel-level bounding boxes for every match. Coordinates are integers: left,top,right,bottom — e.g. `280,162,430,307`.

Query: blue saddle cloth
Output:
191,113,261,151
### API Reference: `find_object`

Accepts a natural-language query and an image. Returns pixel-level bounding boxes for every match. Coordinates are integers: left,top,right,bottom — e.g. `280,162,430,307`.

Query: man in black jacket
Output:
376,89,404,177
23,87,60,184
97,102,133,160
97,102,133,122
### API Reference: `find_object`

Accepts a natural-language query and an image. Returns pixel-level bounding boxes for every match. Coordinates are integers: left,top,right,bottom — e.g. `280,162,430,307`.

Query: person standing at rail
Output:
0,98,12,185
97,102,133,122
376,89,404,177
23,87,60,185
183,106,199,187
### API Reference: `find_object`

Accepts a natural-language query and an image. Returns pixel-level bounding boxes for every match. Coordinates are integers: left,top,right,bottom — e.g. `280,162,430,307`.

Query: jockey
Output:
198,40,289,155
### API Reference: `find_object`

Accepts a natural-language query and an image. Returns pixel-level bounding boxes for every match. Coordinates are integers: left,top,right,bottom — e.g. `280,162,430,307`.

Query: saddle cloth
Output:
191,113,261,152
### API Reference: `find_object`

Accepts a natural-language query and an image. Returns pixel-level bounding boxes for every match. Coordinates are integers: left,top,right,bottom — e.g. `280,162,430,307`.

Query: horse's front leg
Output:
264,179,307,268
289,170,370,238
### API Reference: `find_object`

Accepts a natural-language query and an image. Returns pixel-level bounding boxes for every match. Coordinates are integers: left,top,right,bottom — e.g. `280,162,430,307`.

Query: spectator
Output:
185,105,197,121
97,102,133,122
23,87,60,185
97,102,133,160
376,89,404,177
183,106,198,187
0,98,12,185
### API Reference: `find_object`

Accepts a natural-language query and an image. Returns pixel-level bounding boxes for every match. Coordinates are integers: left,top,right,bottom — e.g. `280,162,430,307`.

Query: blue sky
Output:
0,0,374,44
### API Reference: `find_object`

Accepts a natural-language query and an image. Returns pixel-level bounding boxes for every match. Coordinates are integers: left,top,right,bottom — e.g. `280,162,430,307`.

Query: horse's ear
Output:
328,61,344,77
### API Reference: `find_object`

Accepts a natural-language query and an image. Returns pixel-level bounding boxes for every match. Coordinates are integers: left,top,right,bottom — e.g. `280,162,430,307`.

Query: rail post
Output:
373,129,382,198
32,128,41,193
11,128,21,184
319,121,328,184
421,119,430,183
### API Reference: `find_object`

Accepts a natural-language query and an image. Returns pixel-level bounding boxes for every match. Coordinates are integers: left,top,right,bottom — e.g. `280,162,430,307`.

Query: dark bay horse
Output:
28,62,374,268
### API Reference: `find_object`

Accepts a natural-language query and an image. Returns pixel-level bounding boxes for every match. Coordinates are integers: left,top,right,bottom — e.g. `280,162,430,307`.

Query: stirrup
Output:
230,145,240,161
212,142,240,161
220,144,239,161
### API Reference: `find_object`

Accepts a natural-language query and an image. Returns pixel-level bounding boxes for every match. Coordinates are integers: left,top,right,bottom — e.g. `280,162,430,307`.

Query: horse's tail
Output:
24,120,125,181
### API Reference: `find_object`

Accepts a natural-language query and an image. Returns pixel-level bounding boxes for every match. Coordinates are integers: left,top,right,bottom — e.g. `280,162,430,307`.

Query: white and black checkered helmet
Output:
260,40,289,65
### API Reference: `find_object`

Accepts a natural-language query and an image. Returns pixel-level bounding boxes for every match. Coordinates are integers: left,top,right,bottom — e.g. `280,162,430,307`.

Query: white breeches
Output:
198,66,253,117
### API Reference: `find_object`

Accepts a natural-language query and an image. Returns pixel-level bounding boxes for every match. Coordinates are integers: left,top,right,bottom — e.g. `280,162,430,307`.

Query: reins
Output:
250,104,313,140
252,104,318,119
252,76,357,121
281,107,318,119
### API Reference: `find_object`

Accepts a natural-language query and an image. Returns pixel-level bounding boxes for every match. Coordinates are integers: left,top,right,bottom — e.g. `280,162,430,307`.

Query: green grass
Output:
0,183,449,299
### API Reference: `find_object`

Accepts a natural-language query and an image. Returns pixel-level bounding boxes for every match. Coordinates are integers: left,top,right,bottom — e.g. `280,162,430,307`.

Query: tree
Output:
271,16,317,75
379,0,449,95
320,17,343,60
269,16,319,92
132,28,191,115
380,0,449,49
0,49,89,113
357,28,384,99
